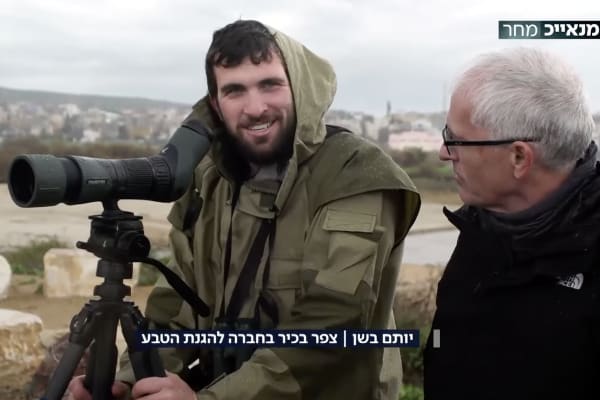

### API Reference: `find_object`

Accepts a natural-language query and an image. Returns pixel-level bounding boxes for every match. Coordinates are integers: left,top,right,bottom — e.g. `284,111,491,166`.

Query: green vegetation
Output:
138,249,171,286
400,384,424,400
3,237,68,276
388,147,457,193
400,326,430,389
397,321,431,397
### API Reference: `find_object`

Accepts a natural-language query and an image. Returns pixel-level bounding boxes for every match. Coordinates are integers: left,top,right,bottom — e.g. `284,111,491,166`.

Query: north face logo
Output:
557,273,584,290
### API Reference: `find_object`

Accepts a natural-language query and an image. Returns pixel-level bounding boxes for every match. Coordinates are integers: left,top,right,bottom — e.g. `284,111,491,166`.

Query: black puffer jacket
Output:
424,145,600,400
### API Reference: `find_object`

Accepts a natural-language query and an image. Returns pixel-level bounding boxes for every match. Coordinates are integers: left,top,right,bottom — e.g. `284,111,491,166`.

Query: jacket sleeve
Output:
195,189,416,399
116,184,207,384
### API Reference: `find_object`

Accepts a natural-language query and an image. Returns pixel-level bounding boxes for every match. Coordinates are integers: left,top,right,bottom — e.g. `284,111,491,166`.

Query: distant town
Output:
1,86,599,152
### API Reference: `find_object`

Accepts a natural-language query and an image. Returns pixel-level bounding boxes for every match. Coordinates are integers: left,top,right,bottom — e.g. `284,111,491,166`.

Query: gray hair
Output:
454,47,594,170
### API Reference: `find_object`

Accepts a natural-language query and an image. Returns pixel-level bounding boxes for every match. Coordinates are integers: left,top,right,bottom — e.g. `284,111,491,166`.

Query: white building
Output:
388,131,443,152
59,103,81,117
411,118,434,132
81,128,101,143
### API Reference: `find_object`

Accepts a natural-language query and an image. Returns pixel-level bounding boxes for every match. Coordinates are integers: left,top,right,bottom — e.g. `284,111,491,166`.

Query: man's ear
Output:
511,142,534,179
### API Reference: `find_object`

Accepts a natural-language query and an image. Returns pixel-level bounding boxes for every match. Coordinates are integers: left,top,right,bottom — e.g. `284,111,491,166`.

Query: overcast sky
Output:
2,0,600,116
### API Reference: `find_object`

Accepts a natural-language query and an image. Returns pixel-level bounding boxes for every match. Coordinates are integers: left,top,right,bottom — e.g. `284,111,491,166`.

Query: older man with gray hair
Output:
424,47,599,399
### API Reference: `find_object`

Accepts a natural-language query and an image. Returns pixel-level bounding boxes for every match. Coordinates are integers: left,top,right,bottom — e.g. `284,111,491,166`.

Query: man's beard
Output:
228,116,296,167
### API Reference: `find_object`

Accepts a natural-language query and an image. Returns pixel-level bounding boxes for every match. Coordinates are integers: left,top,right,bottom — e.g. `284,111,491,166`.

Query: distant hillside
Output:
0,86,191,112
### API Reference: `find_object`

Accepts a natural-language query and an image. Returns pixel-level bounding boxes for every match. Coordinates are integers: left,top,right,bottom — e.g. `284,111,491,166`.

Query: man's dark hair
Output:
205,20,284,97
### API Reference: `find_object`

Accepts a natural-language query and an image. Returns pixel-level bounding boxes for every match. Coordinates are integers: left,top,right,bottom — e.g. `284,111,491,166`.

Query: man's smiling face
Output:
210,51,296,165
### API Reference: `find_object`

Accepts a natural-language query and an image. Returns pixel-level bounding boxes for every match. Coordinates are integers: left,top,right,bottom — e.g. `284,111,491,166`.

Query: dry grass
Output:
395,263,443,327
419,190,461,205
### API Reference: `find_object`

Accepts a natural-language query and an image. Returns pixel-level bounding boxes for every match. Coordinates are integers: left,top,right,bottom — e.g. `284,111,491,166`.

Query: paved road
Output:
402,229,458,266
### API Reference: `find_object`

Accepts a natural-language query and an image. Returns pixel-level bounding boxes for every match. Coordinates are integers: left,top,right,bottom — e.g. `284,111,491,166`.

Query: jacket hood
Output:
270,25,337,211
271,25,337,164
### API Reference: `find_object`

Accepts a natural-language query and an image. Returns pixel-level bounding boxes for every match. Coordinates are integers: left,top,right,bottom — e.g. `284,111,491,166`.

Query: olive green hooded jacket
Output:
117,27,420,399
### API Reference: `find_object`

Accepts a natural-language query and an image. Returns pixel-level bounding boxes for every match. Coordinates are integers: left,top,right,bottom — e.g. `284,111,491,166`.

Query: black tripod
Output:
42,200,166,400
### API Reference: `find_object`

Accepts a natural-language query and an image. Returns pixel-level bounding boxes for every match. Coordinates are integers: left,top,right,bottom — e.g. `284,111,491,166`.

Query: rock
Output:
0,309,45,393
0,255,11,300
26,328,130,398
26,330,89,400
43,248,140,298
39,328,70,349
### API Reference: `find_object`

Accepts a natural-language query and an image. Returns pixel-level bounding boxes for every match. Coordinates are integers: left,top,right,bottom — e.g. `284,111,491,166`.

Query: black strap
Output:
219,198,281,326
256,224,279,326
222,185,240,288
138,256,210,317
217,181,278,323
224,218,275,321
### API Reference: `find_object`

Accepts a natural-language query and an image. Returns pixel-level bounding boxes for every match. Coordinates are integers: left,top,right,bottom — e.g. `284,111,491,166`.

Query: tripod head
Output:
77,200,210,317
78,199,151,264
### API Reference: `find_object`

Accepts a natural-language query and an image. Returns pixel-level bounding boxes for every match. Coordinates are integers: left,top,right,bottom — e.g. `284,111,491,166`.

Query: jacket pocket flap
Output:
322,209,376,233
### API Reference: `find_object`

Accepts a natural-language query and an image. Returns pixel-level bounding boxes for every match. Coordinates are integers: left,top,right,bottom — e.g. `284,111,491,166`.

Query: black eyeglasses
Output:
442,125,539,156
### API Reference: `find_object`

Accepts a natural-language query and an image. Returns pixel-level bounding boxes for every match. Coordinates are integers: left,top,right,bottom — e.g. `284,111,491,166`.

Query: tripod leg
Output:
42,305,96,400
85,306,120,400
120,302,166,380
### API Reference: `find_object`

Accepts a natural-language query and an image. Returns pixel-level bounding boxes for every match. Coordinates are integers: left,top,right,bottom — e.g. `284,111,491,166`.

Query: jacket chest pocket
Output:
259,258,302,323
